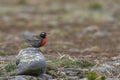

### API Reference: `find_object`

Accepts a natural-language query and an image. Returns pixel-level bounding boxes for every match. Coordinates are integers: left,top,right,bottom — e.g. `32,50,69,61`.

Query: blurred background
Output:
0,0,120,59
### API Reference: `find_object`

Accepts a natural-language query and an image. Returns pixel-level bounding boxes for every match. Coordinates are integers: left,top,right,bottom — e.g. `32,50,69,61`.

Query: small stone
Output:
69,48,80,52
0,55,15,61
64,25,72,30
91,59,120,77
12,76,27,80
93,30,111,37
68,76,79,80
80,78,87,80
82,25,99,34
0,76,20,80
0,75,43,80
64,68,88,78
106,78,120,80
66,71,78,76
105,15,115,23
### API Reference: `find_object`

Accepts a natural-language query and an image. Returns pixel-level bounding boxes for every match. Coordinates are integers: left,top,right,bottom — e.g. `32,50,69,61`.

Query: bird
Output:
26,32,47,48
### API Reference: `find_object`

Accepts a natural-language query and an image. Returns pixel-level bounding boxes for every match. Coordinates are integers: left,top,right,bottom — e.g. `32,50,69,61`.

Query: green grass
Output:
86,71,106,80
47,57,95,68
18,0,26,5
100,75,106,80
50,58,78,67
0,50,6,56
88,3,102,11
4,62,17,72
86,71,98,80
77,59,95,68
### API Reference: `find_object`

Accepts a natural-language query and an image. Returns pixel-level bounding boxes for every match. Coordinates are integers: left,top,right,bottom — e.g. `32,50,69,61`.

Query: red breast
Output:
41,37,47,46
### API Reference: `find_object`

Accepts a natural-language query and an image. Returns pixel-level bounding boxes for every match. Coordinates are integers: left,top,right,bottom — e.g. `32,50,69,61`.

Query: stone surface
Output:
82,25,99,35
11,76,27,80
0,55,15,61
80,78,120,80
0,76,119,80
106,78,120,80
80,78,87,80
93,30,111,37
0,75,43,80
68,76,79,80
16,48,46,77
91,59,120,78
63,68,88,79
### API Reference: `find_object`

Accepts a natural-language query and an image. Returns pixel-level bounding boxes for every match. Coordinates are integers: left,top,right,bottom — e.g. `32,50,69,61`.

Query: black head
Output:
40,32,47,38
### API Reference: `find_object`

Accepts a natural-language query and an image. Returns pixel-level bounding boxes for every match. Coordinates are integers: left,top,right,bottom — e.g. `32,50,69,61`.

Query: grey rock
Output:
69,48,80,53
112,54,120,60
16,48,46,77
106,78,120,80
42,73,53,79
2,16,12,25
79,78,120,80
64,68,88,78
0,75,43,80
66,71,78,76
82,26,111,37
105,15,115,23
0,76,97,80
64,25,72,30
80,78,87,80
82,25,99,34
11,76,27,80
0,55,15,61
93,30,111,37
91,59,120,77
68,76,79,80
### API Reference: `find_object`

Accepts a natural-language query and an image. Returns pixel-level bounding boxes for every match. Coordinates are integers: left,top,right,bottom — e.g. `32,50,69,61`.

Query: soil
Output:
0,0,120,61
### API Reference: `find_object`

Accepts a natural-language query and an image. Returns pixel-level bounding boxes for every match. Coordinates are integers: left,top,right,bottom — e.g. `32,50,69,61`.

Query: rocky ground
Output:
0,0,120,80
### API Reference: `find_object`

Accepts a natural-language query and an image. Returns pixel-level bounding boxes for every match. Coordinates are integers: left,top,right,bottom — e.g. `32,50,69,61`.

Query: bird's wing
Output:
32,35,40,40
26,39,42,47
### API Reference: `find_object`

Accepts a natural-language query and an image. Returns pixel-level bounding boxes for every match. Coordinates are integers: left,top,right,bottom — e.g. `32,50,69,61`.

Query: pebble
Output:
93,30,111,37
